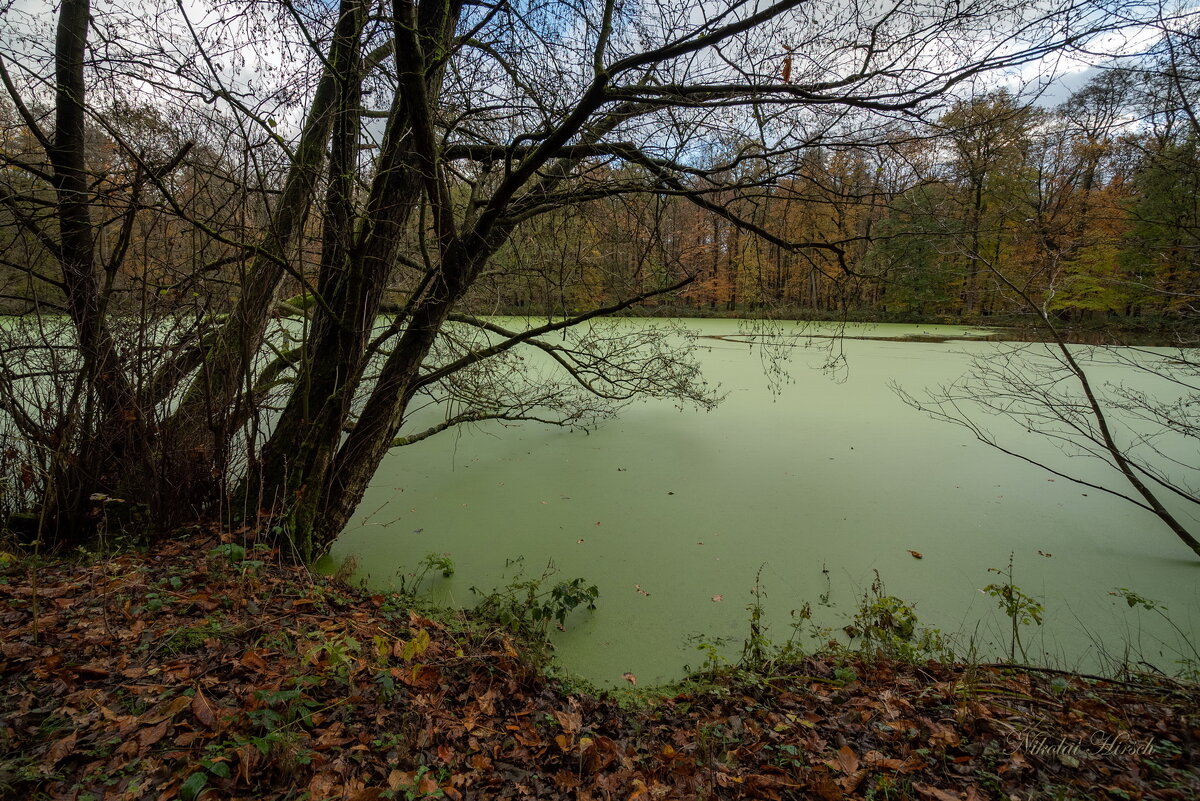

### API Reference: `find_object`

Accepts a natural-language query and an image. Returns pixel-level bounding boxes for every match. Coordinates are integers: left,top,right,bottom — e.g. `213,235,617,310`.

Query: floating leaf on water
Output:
908,550,923,559
622,672,636,685
711,594,723,602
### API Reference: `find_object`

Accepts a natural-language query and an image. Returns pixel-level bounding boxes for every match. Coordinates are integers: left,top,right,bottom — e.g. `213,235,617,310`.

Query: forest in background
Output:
485,77,1200,326
5,72,1200,328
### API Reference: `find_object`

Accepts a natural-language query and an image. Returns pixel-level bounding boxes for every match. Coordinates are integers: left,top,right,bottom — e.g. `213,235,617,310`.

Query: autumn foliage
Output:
1,537,1196,800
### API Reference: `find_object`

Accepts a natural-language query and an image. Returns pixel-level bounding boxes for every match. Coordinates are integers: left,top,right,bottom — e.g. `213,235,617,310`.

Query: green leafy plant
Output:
740,566,771,668
983,553,1043,662
470,558,598,638
207,543,247,563
685,632,733,674
843,572,950,662
303,631,362,680
1110,587,1200,678
394,552,456,595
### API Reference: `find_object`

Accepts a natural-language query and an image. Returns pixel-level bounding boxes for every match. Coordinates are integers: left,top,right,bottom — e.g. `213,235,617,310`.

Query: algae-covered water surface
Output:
325,319,1200,686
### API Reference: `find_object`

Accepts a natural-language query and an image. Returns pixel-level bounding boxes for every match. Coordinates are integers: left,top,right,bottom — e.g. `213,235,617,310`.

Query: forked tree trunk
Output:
155,0,359,520
247,0,466,560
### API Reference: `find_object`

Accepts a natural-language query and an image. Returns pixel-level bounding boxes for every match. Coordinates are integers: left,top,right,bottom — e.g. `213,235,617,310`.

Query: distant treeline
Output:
473,78,1200,327
3,74,1199,330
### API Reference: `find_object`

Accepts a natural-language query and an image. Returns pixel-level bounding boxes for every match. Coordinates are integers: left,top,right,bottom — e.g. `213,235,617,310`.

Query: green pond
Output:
325,319,1200,686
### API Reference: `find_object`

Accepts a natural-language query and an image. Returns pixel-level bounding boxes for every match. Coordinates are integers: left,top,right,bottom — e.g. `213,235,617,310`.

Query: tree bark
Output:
45,0,148,538
157,0,358,516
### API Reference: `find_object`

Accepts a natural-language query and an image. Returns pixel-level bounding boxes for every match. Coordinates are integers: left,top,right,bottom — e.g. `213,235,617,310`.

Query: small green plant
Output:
179,746,240,801
385,764,447,800
983,553,1043,662
843,572,949,661
158,616,239,655
395,552,456,595
141,591,168,613
740,566,771,668
470,558,598,638
1110,587,1200,678
304,631,362,680
207,543,247,563
685,632,733,674
833,665,859,685
248,676,323,734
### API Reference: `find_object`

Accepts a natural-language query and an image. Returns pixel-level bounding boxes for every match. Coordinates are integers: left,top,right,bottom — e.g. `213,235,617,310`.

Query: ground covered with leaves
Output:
0,534,1197,800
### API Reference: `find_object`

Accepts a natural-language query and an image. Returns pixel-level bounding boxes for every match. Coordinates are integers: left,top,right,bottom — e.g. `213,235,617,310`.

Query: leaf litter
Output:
0,535,1196,800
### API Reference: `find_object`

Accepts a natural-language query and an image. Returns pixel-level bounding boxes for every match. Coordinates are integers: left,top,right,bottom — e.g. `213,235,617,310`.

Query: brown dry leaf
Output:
833,744,860,775
552,708,582,735
191,688,217,728
388,770,409,791
44,731,76,765
139,694,191,725
239,649,270,673
913,782,963,801
808,769,844,801
138,719,170,750
585,735,619,772
1002,750,1030,773
552,770,581,790
840,768,869,794
235,742,259,783
908,550,924,559
622,672,637,686
308,770,341,800
929,720,961,747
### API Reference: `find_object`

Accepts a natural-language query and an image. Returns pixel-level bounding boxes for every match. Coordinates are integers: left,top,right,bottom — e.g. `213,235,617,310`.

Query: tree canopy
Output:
0,0,1190,560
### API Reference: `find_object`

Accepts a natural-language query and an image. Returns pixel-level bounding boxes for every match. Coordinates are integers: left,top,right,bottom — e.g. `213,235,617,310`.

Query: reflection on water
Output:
327,319,1200,687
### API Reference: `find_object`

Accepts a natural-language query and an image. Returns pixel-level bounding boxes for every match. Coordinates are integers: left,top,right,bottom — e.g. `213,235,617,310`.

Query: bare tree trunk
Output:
249,0,465,558
45,0,148,539
157,0,359,516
